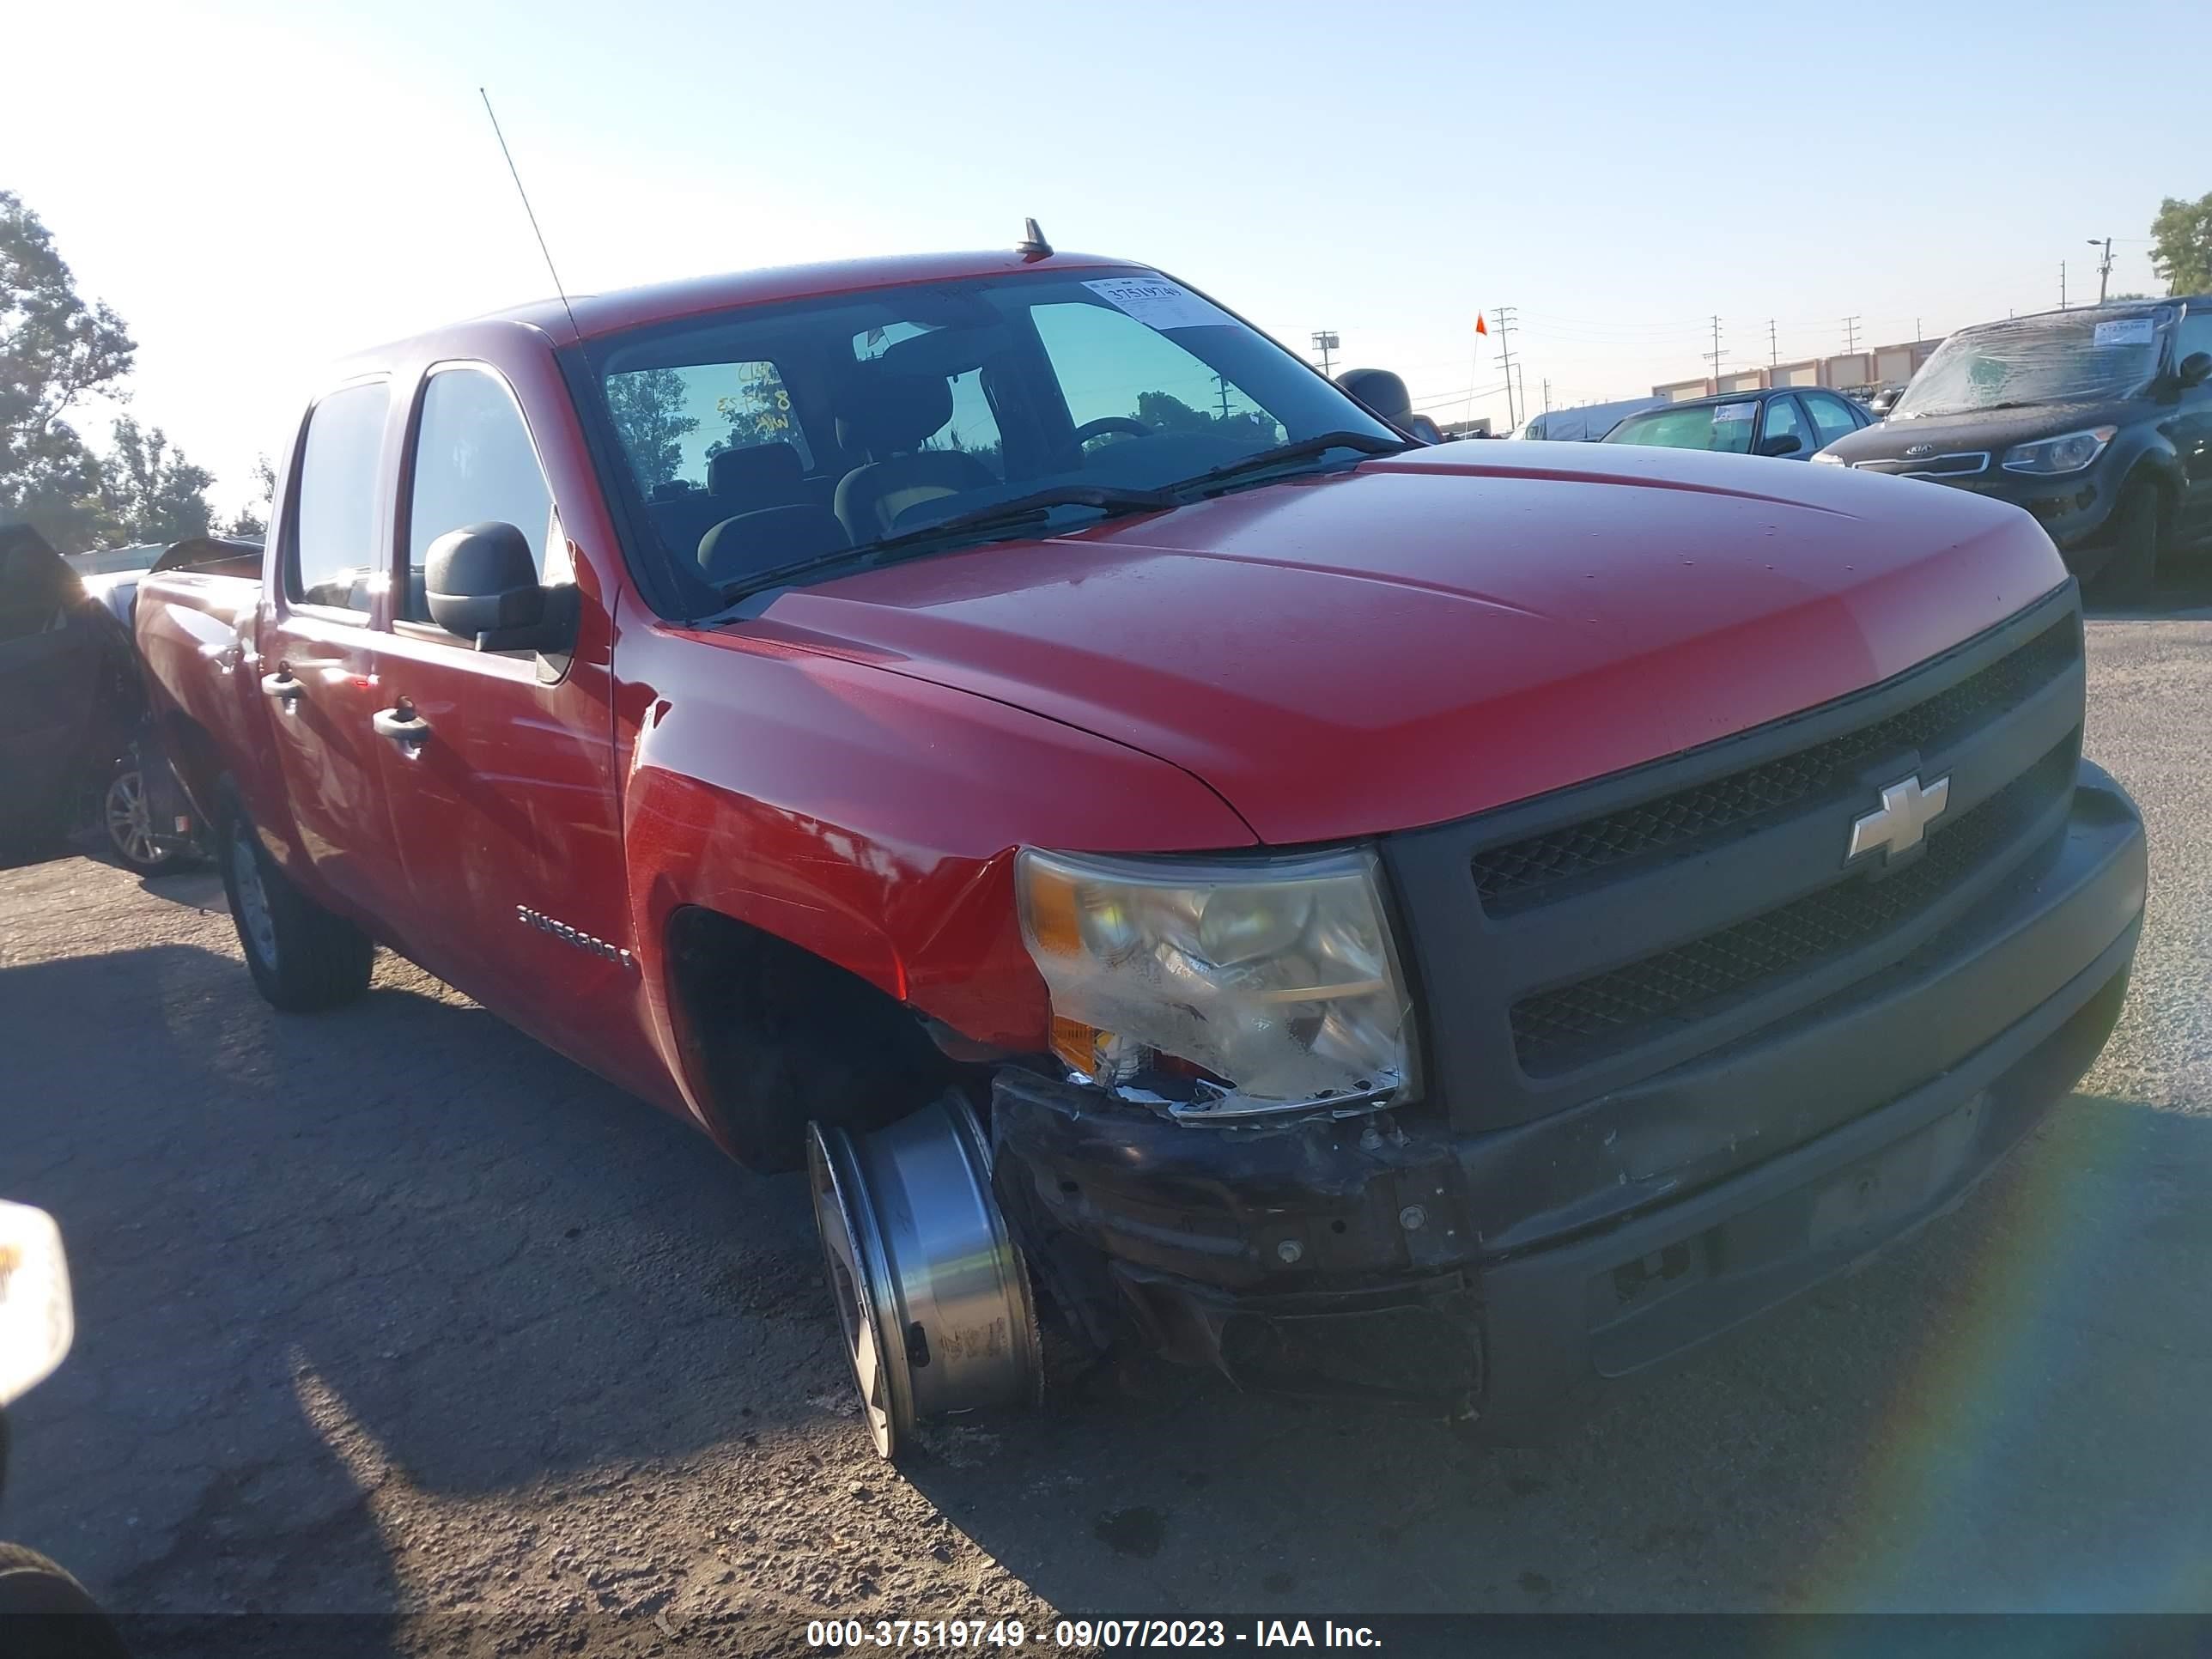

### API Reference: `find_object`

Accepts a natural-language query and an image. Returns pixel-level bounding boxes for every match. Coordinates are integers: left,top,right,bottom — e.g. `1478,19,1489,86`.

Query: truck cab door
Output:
366,363,645,1090
255,380,410,929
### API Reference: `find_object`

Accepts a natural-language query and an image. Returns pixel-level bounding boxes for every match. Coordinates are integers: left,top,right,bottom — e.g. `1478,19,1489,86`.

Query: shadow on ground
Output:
8,933,2209,1618
901,1093,2212,1614
5,941,827,1613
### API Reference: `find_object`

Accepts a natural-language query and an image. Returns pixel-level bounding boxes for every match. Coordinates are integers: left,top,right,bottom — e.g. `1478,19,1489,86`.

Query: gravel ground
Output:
3,605,2209,1653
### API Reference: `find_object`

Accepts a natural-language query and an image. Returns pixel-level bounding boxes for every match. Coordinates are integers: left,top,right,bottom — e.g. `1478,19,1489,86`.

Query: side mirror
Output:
424,522,574,653
2180,352,2212,388
1757,433,1804,457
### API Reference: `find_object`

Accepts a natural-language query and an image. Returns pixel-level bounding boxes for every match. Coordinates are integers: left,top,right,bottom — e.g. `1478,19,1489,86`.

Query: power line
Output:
2087,236,2114,304
1492,307,1520,432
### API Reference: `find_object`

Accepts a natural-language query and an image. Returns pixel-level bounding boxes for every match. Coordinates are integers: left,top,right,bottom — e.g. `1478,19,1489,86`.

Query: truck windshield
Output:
1602,403,1759,454
586,270,1401,594
1891,309,2174,420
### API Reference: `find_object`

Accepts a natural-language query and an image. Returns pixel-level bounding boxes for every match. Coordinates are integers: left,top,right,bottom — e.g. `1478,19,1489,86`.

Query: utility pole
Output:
1768,318,1778,368
1492,306,1520,432
1542,378,1551,416
1311,331,1339,379
2060,261,2068,310
1214,374,1234,422
1705,314,1724,391
2087,236,2114,303
1842,315,1862,356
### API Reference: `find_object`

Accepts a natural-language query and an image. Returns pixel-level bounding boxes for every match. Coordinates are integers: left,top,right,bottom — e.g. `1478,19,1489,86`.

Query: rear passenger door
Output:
368,362,632,1051
1802,391,1868,455
1757,394,1814,459
258,379,409,922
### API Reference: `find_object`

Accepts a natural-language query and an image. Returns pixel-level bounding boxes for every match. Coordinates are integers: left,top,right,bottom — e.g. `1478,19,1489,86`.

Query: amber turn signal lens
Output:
1050,1016,1105,1073
1021,864,1084,957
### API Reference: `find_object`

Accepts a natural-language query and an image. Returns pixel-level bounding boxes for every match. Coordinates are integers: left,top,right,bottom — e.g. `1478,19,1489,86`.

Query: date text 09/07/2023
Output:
805,1619,1384,1649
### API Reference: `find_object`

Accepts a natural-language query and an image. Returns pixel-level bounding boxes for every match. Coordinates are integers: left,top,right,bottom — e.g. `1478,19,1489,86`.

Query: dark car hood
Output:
739,444,2067,845
1822,398,2146,465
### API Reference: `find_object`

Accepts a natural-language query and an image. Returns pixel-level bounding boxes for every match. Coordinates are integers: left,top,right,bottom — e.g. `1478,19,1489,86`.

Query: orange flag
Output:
1475,313,1489,336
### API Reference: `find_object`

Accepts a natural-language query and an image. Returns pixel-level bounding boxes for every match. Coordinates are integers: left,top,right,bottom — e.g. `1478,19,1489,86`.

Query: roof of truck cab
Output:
474,249,1147,345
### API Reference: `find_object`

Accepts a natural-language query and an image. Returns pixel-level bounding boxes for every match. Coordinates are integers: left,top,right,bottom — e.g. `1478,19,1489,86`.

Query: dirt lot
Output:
5,610,2210,1652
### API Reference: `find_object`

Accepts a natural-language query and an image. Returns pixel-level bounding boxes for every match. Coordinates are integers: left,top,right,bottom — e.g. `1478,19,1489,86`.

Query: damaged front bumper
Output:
988,763,2146,1432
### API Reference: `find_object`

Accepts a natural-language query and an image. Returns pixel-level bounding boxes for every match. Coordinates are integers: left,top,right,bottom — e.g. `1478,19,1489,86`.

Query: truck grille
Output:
1472,613,2078,915
1508,738,2077,1075
1380,587,2089,1121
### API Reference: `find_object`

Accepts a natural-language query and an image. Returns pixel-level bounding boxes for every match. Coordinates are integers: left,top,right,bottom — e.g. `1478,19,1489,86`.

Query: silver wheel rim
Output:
230,825,278,970
808,1123,904,1458
805,1098,1042,1462
105,769,162,866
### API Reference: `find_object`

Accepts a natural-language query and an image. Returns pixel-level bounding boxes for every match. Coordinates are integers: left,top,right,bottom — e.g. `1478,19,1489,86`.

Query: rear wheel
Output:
2090,482,2160,605
217,793,374,1012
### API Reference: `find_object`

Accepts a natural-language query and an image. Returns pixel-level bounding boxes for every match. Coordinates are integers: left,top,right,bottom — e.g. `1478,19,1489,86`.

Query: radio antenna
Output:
479,88,582,341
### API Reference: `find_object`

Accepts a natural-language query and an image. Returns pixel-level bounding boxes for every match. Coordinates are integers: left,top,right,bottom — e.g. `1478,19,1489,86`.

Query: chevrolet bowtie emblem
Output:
1849,773,1951,863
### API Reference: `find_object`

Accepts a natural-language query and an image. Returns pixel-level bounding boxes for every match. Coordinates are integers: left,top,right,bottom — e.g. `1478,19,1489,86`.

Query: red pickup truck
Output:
136,241,2147,1459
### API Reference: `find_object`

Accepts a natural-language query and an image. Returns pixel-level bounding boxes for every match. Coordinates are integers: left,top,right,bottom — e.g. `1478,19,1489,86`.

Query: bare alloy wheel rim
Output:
229,823,279,971
808,1124,902,1458
104,769,163,866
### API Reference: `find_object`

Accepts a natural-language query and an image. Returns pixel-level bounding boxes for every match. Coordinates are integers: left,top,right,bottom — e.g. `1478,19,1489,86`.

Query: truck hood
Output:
740,444,2067,845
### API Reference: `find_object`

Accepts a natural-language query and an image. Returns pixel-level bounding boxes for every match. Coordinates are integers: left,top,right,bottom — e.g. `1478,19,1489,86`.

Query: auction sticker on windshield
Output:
1714,402,1758,422
2093,318,2154,349
1083,276,1230,331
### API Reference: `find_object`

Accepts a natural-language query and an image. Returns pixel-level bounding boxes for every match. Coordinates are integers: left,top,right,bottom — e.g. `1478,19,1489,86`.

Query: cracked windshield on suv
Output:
593,270,1401,592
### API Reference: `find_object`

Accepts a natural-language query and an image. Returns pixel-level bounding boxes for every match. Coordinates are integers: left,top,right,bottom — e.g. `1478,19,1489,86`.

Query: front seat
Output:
832,372,995,542
707,441,807,511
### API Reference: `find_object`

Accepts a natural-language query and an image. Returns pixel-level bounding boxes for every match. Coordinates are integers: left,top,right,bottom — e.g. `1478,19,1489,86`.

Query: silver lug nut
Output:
1399,1205,1428,1231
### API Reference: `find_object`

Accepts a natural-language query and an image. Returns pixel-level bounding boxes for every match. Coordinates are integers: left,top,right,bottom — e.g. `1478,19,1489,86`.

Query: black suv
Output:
1818,298,2212,599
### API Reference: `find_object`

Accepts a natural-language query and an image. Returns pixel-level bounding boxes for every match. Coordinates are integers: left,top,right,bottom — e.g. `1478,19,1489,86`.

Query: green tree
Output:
95,416,215,545
1,189,138,550
606,368,698,488
2149,191,2212,296
226,453,276,538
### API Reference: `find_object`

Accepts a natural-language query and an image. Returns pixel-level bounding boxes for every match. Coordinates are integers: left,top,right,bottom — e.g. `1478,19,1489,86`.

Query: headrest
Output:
698,505,852,585
1336,368,1413,426
708,442,805,499
836,372,953,458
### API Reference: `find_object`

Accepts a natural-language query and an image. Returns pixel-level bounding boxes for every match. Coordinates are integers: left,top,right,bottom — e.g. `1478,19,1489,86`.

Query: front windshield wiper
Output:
715,483,1176,598
1164,430,1413,498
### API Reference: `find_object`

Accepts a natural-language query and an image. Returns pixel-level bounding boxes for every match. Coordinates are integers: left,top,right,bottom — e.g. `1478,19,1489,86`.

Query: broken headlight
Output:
1015,846,1418,1121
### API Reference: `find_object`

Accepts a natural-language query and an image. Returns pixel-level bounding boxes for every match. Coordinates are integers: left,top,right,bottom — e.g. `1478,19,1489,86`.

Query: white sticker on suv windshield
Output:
2093,318,2154,348
1083,276,1230,331
1713,402,1758,422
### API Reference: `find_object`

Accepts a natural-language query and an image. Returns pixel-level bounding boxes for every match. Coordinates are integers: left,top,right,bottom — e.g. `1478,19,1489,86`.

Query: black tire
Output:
216,788,375,1012
0,1542,132,1659
2090,482,2160,605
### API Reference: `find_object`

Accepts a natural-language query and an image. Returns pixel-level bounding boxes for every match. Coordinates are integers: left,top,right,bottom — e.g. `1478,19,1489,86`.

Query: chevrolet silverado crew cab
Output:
1820,298,2212,601
135,237,2148,1460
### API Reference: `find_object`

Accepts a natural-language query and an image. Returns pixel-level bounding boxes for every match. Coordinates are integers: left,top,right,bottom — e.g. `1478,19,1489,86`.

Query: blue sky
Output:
6,0,2195,512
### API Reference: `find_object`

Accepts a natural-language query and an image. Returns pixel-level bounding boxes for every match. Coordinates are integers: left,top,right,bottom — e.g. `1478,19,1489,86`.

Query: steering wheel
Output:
1073,416,1152,446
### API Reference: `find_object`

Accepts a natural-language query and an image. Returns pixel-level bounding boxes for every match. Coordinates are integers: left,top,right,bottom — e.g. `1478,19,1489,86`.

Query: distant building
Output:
1654,336,1945,401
